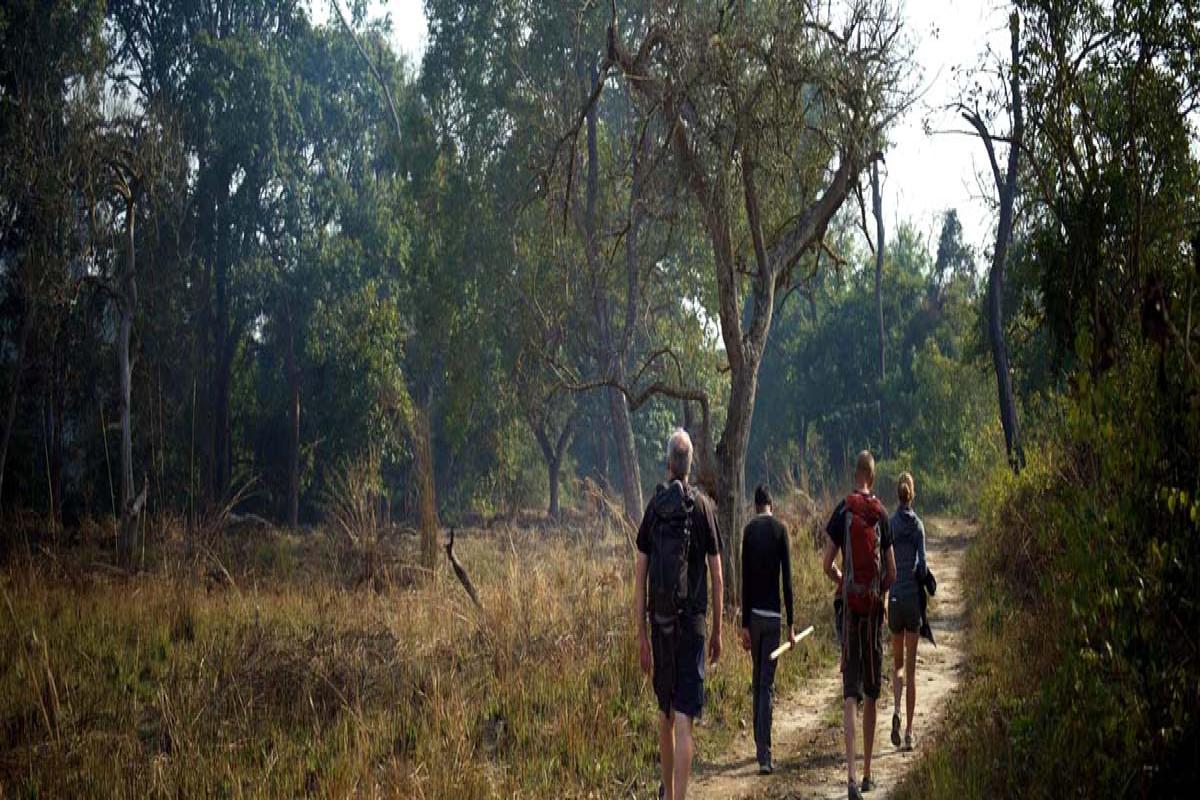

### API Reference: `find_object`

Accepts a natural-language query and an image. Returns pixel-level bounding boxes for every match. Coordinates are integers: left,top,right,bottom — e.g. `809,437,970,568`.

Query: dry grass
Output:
0,491,834,798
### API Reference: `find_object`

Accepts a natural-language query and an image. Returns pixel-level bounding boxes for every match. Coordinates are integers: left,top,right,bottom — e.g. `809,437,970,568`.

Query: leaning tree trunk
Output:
972,12,1026,473
0,294,36,510
871,161,887,454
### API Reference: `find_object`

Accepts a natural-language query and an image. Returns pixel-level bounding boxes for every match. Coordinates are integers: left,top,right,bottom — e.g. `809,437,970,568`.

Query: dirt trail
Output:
690,516,974,800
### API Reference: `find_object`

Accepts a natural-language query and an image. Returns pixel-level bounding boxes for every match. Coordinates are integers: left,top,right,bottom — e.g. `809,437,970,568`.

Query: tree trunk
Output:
714,358,760,605
798,415,809,493
871,161,887,454
0,295,36,510
971,12,1026,473
547,455,561,519
414,405,439,574
285,320,300,527
607,381,642,523
117,198,139,566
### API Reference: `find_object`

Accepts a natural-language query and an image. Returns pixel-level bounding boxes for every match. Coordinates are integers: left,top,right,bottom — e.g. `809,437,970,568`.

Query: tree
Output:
0,0,106,513
596,1,911,596
961,12,1026,473
107,0,311,501
870,161,887,453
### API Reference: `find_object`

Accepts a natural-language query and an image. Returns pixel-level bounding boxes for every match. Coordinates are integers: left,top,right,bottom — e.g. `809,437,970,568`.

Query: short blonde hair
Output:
897,472,915,505
854,450,876,487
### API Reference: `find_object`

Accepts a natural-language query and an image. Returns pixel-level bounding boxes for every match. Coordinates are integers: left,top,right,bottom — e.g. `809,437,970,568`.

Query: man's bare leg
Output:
863,698,877,781
659,712,675,799
673,712,694,799
843,697,858,786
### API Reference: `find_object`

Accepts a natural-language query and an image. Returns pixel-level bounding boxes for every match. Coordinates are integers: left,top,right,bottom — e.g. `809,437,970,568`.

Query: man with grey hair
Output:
634,428,724,800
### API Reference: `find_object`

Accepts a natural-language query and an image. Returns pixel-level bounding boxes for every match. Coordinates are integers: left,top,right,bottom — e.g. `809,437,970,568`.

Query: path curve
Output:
690,516,973,800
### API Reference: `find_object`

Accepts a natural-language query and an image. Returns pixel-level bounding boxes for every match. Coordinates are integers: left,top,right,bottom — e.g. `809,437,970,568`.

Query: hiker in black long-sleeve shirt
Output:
738,484,798,774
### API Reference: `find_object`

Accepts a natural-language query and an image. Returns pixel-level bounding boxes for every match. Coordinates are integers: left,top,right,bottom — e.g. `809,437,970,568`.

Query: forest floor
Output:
690,516,974,800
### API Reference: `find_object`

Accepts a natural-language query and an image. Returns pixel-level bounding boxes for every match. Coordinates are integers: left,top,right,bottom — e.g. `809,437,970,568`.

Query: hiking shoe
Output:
848,781,864,800
891,712,901,747
759,760,774,775
903,731,915,751
861,775,877,792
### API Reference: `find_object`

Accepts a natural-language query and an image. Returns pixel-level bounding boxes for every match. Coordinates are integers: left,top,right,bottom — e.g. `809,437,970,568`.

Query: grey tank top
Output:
888,507,924,602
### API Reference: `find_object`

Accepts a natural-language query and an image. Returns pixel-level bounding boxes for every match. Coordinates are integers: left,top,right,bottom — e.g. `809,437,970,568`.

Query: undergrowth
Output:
894,350,1200,799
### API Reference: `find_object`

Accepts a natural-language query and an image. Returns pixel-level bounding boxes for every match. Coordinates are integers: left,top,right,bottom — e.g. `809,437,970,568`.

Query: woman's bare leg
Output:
904,631,919,734
891,633,904,713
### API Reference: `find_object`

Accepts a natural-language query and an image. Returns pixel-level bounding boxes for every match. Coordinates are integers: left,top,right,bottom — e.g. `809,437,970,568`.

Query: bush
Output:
895,348,1200,799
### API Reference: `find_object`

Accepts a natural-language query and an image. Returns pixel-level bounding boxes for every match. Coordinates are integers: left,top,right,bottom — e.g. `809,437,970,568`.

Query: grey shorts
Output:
888,593,920,634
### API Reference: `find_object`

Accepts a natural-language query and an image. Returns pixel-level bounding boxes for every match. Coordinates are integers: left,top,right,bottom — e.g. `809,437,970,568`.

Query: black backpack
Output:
648,480,696,617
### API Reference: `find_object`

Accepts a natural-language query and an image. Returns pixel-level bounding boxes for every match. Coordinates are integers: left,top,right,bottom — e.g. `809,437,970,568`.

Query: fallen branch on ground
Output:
445,528,483,610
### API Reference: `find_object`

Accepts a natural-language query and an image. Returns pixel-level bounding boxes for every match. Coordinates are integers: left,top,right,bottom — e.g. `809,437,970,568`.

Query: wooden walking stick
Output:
769,625,815,661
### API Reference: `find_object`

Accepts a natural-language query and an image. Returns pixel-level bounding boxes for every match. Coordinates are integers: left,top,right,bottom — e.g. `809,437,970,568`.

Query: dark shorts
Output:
842,607,883,702
888,592,921,634
651,612,707,719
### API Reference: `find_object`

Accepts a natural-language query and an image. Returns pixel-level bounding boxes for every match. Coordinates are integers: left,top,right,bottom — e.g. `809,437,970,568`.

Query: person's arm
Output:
708,552,723,664
822,537,841,586
702,497,723,665
740,526,751,651
634,552,651,675
780,524,795,637
916,519,928,575
881,513,897,591
740,526,750,630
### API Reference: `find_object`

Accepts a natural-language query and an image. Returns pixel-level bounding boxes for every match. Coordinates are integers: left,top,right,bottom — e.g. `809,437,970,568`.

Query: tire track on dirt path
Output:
689,516,974,800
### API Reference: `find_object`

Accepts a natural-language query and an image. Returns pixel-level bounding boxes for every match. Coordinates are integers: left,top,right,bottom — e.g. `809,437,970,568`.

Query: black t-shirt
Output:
825,493,893,556
636,483,722,617
740,514,794,628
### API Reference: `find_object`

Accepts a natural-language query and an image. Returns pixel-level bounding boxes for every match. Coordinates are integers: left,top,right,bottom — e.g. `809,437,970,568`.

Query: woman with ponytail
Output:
887,472,926,751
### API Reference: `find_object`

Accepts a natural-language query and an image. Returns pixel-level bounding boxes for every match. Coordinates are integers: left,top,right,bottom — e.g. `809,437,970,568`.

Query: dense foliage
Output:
896,1,1200,796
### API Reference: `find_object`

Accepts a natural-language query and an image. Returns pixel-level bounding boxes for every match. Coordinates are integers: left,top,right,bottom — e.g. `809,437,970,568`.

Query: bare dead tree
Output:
871,160,887,453
962,12,1026,473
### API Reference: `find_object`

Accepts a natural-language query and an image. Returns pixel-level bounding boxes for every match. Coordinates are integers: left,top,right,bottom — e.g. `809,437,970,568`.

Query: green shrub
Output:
896,348,1200,799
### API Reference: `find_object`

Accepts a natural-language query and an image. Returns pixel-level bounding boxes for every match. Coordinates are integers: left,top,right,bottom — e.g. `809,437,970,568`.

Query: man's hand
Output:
789,625,800,645
740,627,751,651
708,631,722,665
638,632,652,676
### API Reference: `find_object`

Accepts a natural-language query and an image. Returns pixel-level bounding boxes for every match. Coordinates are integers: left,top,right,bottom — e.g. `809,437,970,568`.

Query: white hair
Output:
667,428,693,480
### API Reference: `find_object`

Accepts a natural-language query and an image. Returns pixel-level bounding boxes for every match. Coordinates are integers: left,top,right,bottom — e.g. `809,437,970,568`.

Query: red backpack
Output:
842,492,886,616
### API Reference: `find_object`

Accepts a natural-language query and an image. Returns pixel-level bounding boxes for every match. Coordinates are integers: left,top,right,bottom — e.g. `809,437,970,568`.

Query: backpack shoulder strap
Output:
843,503,854,584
